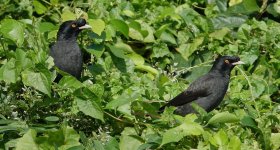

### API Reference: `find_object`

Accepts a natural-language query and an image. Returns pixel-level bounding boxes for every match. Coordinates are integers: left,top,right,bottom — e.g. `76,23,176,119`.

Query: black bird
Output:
50,18,91,82
159,56,244,116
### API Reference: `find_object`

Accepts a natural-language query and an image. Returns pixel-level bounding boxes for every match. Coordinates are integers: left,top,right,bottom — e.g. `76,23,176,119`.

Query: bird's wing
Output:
161,74,216,109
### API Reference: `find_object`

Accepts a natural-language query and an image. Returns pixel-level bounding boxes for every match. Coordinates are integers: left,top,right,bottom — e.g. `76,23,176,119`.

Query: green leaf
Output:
86,44,105,58
76,98,104,122
16,129,38,150
44,116,59,122
105,95,131,110
60,126,81,149
88,19,105,36
0,19,25,46
240,115,257,128
161,114,204,145
228,136,241,150
127,53,145,66
209,27,230,40
61,9,76,22
33,0,47,15
271,133,280,150
209,129,228,147
93,140,105,150
107,44,127,59
177,37,204,60
110,19,129,38
0,58,18,83
159,31,177,45
211,15,247,29
104,137,119,150
21,70,51,96
58,76,83,90
119,127,143,150
207,112,240,125
135,65,159,76
38,22,56,33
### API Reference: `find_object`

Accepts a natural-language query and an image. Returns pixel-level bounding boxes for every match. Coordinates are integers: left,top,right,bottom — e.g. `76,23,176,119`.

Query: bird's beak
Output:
232,61,245,65
79,24,92,30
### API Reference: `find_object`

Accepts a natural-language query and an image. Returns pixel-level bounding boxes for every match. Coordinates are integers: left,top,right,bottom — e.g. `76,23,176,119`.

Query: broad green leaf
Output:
0,58,18,83
76,98,104,122
119,127,143,150
93,140,105,150
208,112,240,125
240,115,257,128
21,70,51,96
107,44,127,59
16,130,38,150
38,22,56,33
209,27,230,40
0,19,25,46
60,126,81,149
141,22,155,43
177,37,204,60
160,31,177,45
209,129,228,147
211,15,247,29
15,49,33,71
110,19,129,38
129,28,143,41
114,42,134,53
228,136,241,150
127,53,145,66
271,133,280,150
104,137,119,150
58,76,83,90
151,43,170,58
105,94,131,110
161,114,203,145
87,44,105,58
61,9,76,22
33,0,47,15
88,19,105,36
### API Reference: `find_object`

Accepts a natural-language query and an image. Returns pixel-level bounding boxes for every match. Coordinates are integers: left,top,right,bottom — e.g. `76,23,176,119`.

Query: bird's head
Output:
57,18,92,41
211,56,245,75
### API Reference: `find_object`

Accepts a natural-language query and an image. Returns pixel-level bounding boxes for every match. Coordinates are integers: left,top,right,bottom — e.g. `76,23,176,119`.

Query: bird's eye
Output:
71,23,77,28
224,59,230,64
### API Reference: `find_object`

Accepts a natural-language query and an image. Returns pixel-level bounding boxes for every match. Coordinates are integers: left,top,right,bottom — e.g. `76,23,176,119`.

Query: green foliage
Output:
0,0,280,149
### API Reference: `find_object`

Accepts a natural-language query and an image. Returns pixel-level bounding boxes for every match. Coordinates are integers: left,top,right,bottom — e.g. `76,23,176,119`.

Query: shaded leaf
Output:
110,19,129,38
76,98,104,122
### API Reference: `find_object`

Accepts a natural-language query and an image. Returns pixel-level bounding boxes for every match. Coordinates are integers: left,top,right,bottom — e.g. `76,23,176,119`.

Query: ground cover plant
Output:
0,0,280,149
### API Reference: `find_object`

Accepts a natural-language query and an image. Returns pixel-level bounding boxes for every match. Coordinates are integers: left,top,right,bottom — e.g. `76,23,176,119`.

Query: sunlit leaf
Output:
88,19,105,36
0,19,25,46
16,130,38,150
22,70,51,97
33,0,47,15
208,112,240,125
161,114,203,145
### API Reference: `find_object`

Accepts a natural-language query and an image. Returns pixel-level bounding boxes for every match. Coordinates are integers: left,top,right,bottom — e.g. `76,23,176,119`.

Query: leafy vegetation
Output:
0,0,280,149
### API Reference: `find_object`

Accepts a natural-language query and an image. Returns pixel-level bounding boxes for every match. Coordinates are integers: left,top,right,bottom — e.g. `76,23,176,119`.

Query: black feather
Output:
50,18,91,82
159,56,244,116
